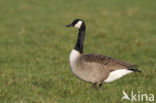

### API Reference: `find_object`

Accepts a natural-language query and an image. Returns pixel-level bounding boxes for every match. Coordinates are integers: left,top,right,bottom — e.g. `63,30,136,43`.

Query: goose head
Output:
66,19,85,30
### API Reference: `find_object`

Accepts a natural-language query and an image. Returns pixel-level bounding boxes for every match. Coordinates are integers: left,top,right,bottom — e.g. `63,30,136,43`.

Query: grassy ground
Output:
0,0,156,103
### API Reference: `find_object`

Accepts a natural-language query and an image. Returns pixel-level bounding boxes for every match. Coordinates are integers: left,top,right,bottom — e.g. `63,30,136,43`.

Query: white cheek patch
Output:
75,21,83,28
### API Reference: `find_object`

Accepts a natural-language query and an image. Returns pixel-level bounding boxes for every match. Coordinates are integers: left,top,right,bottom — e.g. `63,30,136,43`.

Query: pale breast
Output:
69,49,80,68
69,49,82,77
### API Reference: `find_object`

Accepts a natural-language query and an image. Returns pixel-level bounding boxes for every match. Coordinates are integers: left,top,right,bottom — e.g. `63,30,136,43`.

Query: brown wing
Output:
81,54,137,71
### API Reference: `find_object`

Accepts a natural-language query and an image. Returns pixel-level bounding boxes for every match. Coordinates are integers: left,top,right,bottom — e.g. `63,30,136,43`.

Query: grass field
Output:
0,0,156,103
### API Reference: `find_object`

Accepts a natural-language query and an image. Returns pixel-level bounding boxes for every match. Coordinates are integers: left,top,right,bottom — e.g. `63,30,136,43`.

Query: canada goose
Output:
66,19,141,89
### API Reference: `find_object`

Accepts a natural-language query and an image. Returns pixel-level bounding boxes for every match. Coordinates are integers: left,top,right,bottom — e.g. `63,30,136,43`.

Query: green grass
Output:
0,0,156,102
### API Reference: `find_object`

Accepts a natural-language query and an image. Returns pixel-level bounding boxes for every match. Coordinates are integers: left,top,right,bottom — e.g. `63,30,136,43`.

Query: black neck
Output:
74,27,86,53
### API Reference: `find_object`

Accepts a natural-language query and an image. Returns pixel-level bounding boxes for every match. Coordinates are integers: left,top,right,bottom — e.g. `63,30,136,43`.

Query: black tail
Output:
128,68,141,73
128,65,141,73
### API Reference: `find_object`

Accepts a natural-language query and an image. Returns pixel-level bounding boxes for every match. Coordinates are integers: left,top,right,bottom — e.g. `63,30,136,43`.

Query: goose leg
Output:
99,83,103,90
92,83,97,89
